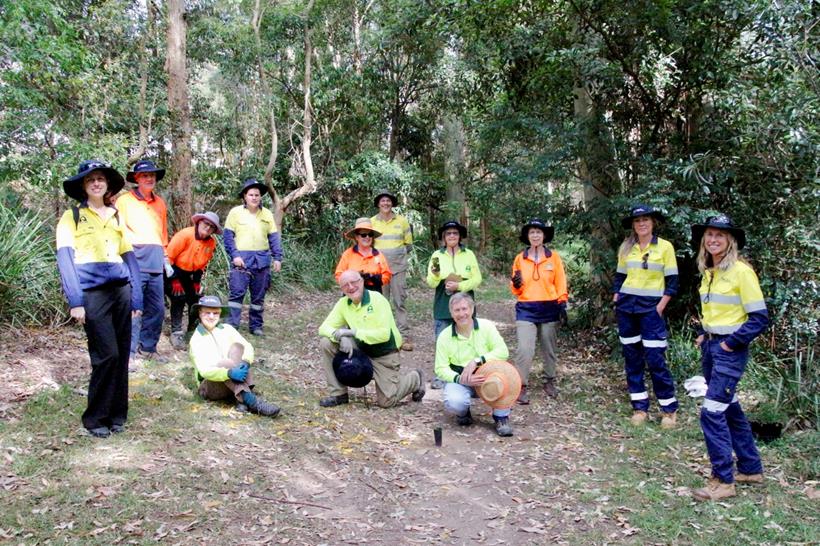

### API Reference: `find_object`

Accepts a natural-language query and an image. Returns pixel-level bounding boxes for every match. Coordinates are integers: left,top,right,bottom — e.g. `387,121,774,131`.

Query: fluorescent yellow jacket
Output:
371,213,413,250
318,289,401,357
613,236,678,313
189,323,255,383
434,318,509,383
426,246,483,319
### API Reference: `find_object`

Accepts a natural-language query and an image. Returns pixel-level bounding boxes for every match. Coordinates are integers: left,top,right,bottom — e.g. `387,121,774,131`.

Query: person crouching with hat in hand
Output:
434,293,515,436
690,215,768,501
189,295,280,417
317,270,424,408
56,160,143,438
510,218,568,403
335,218,392,293
117,159,170,365
613,204,679,428
165,212,222,349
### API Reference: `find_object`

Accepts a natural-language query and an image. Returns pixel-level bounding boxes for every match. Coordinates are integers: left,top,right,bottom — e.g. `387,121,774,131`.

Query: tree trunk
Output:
253,0,278,195
441,114,467,231
128,0,156,166
166,0,193,230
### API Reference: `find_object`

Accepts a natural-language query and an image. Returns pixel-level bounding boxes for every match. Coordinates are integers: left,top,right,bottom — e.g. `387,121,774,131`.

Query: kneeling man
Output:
318,270,424,407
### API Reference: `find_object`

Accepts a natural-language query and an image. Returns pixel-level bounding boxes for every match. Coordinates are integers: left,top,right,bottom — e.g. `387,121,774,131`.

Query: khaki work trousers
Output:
514,320,558,385
319,337,419,407
198,362,254,403
382,249,409,336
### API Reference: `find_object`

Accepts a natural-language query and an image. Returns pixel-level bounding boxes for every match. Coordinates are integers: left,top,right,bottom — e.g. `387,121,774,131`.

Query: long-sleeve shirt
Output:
434,318,509,383
334,246,392,287
371,213,413,273
612,235,678,314
189,322,255,383
426,246,483,320
166,226,216,273
318,289,401,358
56,205,143,311
115,189,169,274
510,247,568,323
699,261,769,350
223,205,283,269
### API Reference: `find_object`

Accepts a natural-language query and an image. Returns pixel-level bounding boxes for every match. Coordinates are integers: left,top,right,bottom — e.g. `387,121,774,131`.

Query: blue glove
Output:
228,363,249,382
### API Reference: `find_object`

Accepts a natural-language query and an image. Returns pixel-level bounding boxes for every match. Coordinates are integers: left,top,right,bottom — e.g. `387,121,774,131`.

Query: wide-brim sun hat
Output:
437,220,468,241
476,360,522,410
690,213,746,250
345,217,382,240
332,349,374,388
238,178,269,198
126,159,166,183
373,189,398,208
191,211,223,235
519,218,555,245
63,159,125,202
191,295,230,317
621,203,666,229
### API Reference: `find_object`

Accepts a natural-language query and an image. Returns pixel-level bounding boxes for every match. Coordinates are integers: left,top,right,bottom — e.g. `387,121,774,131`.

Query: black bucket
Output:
750,421,783,443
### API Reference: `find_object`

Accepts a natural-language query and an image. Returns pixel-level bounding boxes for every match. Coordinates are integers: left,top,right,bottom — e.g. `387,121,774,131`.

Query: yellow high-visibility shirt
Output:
371,214,413,250
700,261,767,336
224,205,278,251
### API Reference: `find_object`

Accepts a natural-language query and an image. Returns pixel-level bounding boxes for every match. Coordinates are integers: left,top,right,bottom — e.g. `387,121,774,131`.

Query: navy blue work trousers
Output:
226,266,270,331
130,271,164,354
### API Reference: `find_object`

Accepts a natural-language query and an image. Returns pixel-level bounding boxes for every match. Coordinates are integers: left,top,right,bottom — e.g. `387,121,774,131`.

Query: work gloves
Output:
559,303,568,327
511,269,523,289
361,273,383,291
333,328,356,340
228,362,250,383
431,256,441,275
193,282,202,295
170,279,185,297
334,328,357,358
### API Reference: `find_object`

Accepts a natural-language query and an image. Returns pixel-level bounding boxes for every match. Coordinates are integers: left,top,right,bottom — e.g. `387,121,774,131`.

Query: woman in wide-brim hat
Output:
509,218,568,404
689,214,768,502
334,217,392,293
222,178,283,336
165,211,224,349
612,203,680,428
56,160,143,439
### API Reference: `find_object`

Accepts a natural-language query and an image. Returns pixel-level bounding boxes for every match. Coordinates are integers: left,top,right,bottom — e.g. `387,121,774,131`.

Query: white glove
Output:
338,335,355,358
164,260,174,278
333,328,356,340
684,375,707,398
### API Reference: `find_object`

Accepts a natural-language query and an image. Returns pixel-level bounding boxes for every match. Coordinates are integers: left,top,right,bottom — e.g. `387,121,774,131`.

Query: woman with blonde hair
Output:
612,204,679,428
690,214,768,502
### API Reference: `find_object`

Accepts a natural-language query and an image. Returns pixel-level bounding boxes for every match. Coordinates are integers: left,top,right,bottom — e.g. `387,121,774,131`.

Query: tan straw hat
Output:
476,360,522,410
344,217,383,240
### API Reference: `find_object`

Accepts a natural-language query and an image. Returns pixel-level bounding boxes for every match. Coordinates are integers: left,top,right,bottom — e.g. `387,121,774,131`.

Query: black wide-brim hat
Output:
437,220,468,240
126,159,166,183
691,214,746,250
332,349,374,388
621,203,666,229
373,189,398,208
63,160,125,202
238,178,269,198
191,295,230,317
519,218,554,245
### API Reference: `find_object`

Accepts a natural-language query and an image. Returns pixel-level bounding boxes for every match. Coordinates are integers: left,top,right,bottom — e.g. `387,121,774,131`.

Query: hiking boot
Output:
630,410,648,425
516,385,530,405
411,369,426,402
431,377,445,390
494,417,514,437
235,403,249,413
170,331,186,350
660,411,677,429
87,426,111,438
110,424,125,434
543,377,558,397
138,348,168,363
248,397,280,417
457,409,473,427
251,328,264,336
128,356,141,373
693,478,736,501
319,393,349,408
401,339,414,352
735,472,764,485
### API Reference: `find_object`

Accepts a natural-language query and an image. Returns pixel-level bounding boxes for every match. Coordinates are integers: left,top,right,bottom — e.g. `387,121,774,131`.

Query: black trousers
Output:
81,283,132,430
165,269,202,333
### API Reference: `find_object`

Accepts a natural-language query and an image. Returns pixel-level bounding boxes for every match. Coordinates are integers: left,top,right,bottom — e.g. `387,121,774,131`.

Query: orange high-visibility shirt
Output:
166,226,216,273
334,246,392,286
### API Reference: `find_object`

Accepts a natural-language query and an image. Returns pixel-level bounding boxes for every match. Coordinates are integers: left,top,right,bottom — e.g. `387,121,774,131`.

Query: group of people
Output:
56,158,768,502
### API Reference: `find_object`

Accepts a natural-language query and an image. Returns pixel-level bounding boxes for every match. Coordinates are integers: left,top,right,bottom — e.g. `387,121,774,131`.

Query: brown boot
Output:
735,472,764,485
630,410,648,425
693,478,736,501
401,339,414,351
660,411,677,430
542,377,558,397
516,385,530,405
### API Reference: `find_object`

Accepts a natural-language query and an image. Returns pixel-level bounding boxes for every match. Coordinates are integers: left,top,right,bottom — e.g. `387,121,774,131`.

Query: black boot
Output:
319,393,349,407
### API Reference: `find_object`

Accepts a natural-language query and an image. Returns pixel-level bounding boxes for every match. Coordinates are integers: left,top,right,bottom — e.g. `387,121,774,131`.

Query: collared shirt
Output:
223,205,283,268
699,261,768,349
318,289,401,357
426,246,483,319
434,318,509,383
510,246,568,322
116,189,169,273
334,245,392,286
370,213,413,250
613,235,678,313
166,226,216,273
189,322,255,383
56,205,142,310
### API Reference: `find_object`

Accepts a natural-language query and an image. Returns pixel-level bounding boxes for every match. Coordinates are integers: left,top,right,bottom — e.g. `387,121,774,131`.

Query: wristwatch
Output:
473,356,486,367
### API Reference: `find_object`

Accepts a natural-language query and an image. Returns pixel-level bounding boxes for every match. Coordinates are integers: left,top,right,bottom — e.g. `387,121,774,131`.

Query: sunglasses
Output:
356,232,374,238
642,252,650,269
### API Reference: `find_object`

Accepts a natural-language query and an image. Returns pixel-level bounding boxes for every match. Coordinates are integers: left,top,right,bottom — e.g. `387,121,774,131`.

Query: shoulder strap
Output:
72,206,80,228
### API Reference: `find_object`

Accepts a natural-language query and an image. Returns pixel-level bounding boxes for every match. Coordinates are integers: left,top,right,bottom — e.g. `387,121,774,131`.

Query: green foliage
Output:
0,201,64,326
